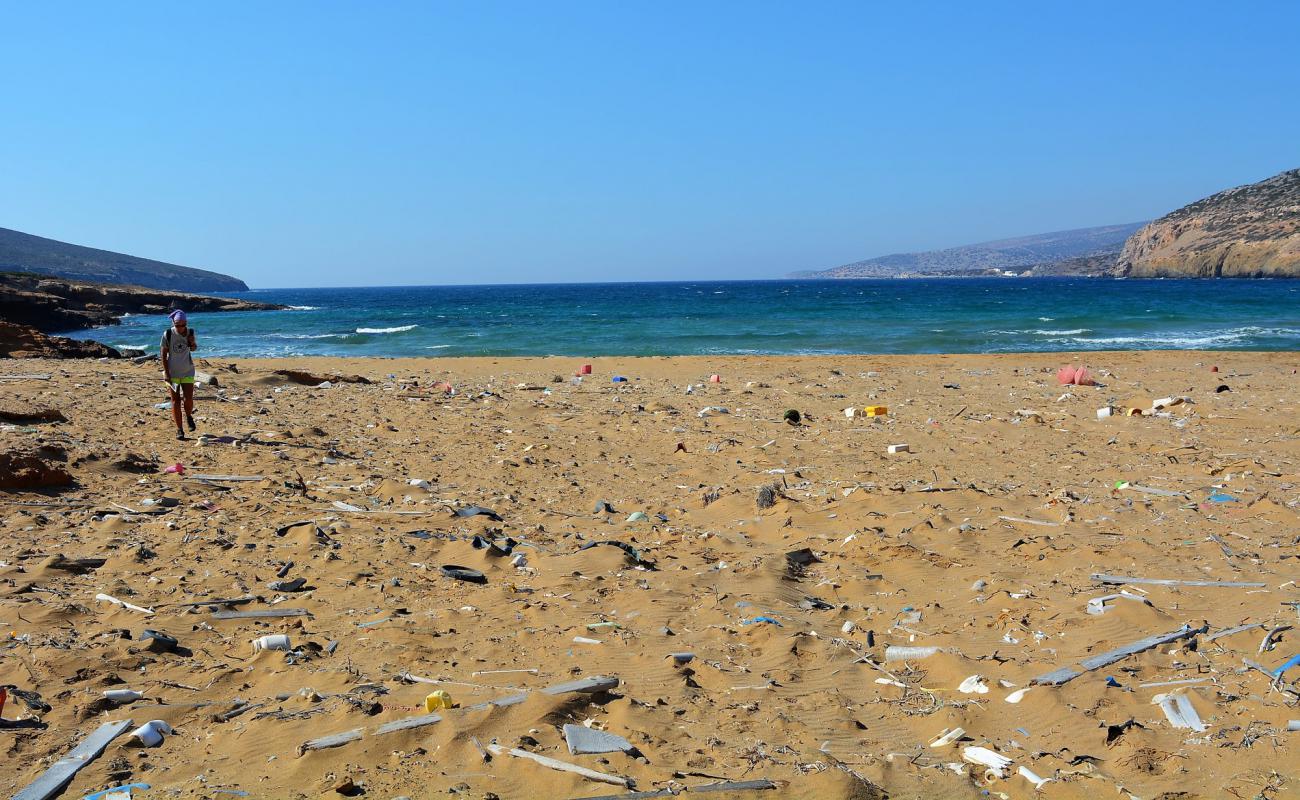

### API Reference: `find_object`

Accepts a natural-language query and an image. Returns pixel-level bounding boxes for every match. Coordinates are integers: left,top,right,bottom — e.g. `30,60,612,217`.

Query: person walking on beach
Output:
161,309,199,440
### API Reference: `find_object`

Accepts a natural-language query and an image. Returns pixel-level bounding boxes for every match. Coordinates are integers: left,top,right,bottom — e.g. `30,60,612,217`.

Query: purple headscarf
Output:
169,309,187,323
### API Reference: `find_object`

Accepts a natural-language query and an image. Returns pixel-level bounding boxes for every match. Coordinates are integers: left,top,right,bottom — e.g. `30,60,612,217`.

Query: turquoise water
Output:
67,278,1300,357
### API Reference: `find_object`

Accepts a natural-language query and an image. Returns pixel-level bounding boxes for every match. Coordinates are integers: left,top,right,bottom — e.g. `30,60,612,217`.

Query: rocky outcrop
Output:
1118,169,1300,278
0,271,285,333
0,321,121,359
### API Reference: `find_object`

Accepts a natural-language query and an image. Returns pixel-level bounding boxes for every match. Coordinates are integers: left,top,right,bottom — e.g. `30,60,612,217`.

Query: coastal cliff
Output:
0,225,250,292
1118,168,1300,278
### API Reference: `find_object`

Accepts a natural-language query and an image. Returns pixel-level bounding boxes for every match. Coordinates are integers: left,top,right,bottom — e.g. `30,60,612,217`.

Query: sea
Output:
67,278,1300,358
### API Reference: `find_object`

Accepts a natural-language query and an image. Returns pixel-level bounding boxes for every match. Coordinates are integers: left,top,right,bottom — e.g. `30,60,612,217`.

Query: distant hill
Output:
796,222,1147,278
0,226,249,292
1118,168,1300,278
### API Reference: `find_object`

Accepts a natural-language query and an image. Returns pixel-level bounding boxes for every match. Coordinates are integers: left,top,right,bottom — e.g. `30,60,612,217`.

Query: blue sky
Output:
2,2,1297,287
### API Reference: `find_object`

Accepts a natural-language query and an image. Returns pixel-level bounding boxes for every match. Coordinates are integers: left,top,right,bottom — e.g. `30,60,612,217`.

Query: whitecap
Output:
288,305,320,311
356,324,418,334
425,344,452,350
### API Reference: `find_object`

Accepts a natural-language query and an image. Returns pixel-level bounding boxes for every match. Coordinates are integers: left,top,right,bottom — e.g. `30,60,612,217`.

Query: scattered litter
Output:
885,645,943,662
440,565,487,584
962,746,1012,779
563,723,634,755
1031,624,1204,686
486,743,631,788
1086,592,1152,615
12,720,133,800
1092,573,1265,588
95,592,154,615
929,727,965,747
1152,691,1207,732
128,720,173,747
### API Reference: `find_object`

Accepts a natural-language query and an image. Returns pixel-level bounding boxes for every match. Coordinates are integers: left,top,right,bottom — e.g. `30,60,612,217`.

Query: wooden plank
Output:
374,713,442,736
0,375,51,381
487,744,630,787
1092,573,1266,588
212,608,311,620
571,791,673,800
156,595,256,610
13,719,133,800
1206,622,1264,642
693,780,778,793
297,728,363,755
1031,625,1203,686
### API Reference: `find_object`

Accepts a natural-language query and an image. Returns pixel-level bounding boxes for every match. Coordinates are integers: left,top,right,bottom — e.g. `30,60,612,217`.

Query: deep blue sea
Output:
66,279,1300,357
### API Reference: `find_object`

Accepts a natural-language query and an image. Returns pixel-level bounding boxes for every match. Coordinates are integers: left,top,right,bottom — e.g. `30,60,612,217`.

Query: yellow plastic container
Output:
425,690,454,712
865,406,888,417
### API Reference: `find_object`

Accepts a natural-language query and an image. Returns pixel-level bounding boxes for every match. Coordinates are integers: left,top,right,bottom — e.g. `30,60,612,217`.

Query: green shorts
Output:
170,376,195,386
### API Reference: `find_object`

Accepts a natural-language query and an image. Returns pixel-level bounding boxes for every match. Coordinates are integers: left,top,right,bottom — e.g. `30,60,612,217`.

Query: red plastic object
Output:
164,463,185,475
579,364,592,375
709,374,721,383
1211,365,1219,373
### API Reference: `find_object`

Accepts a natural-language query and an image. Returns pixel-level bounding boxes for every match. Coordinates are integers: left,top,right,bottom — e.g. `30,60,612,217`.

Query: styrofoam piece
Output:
1152,691,1207,732
887,444,910,454
1096,406,1113,419
1086,591,1152,615
1005,687,1031,704
958,675,989,694
962,746,1012,778
929,727,965,747
884,645,942,662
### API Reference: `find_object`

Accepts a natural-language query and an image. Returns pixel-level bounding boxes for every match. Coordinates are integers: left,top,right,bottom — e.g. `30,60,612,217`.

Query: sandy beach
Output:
2,351,1298,800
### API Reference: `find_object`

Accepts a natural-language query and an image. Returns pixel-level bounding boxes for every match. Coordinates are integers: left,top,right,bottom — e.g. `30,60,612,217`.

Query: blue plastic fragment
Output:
84,784,150,800
1105,675,1122,687
1207,493,1237,503
741,616,782,626
1271,653,1300,677
611,376,628,382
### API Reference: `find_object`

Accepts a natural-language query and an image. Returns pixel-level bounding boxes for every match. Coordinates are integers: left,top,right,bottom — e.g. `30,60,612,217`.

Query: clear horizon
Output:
3,2,1298,288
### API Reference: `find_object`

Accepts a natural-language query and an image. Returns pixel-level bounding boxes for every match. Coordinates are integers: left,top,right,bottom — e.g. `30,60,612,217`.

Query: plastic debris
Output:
563,723,634,755
1152,691,1207,732
1086,591,1152,615
962,746,1012,778
129,720,173,747
929,727,965,747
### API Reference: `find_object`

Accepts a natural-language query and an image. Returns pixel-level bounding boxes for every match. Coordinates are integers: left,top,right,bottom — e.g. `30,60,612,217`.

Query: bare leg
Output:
183,383,196,430
170,384,185,438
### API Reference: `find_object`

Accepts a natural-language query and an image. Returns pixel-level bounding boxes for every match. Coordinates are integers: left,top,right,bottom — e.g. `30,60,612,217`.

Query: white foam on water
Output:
288,305,320,311
356,324,418,334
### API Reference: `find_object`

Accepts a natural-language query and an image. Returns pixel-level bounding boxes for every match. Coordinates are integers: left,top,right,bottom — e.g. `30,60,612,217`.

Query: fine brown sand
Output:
1,351,1298,800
